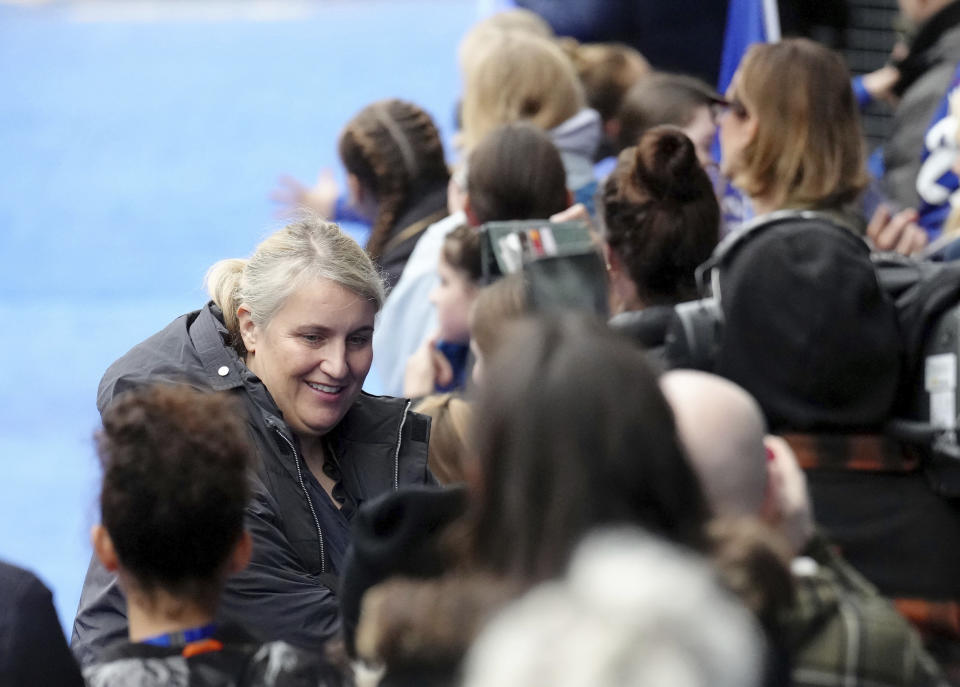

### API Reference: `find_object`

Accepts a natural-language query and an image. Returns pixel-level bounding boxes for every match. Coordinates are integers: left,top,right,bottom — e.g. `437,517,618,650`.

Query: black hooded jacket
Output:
71,303,433,667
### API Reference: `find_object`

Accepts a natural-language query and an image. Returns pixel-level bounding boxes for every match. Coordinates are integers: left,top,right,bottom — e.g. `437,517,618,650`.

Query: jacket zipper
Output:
271,426,326,574
268,400,410,573
393,400,412,490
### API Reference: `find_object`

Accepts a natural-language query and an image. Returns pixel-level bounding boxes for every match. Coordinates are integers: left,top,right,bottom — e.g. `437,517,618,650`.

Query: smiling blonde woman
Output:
71,216,435,668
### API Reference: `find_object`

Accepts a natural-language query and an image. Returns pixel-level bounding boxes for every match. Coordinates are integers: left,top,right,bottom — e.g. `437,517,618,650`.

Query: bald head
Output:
660,371,768,517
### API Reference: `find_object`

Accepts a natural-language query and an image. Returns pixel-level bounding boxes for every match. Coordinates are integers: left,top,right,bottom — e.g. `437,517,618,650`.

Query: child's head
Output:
431,224,482,343
93,385,253,613
460,33,584,152
458,9,554,78
465,123,570,225
560,40,650,131
617,73,724,165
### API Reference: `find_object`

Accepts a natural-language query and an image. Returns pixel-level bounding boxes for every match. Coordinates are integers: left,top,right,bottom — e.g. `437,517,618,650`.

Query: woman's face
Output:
240,278,375,439
430,256,477,343
718,74,756,180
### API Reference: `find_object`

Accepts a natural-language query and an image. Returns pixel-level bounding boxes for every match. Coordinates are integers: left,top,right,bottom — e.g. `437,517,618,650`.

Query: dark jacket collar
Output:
188,303,247,392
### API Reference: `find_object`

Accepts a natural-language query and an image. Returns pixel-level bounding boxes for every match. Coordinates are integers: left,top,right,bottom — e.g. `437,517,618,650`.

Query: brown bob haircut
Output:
731,38,868,210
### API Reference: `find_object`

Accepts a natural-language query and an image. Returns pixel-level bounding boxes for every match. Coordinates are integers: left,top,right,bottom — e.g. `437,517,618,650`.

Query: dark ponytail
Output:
600,125,719,305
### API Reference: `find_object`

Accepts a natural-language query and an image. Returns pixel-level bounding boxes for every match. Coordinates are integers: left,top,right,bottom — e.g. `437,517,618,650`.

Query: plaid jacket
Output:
783,433,960,646
782,535,947,687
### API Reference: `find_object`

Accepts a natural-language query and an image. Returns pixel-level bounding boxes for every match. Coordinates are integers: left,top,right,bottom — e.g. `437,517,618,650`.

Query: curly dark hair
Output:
96,385,253,607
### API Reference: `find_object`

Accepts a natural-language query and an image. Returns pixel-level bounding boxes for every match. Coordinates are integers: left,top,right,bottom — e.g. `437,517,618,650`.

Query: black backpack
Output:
874,253,960,496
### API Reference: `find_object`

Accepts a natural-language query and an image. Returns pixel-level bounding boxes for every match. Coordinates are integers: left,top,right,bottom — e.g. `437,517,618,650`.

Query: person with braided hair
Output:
338,99,450,288
276,100,450,289
599,125,720,363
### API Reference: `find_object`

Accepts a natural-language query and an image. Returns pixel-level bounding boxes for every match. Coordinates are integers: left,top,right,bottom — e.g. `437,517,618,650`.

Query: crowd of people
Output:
5,2,960,686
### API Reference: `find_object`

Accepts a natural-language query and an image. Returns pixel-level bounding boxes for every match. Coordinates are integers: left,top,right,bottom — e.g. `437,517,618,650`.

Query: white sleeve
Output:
372,212,465,396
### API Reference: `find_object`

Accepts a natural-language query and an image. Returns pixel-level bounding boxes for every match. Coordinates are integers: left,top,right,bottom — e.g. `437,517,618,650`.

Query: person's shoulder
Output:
787,550,945,686
390,211,466,288
344,393,431,444
245,640,345,687
96,305,215,413
0,559,53,611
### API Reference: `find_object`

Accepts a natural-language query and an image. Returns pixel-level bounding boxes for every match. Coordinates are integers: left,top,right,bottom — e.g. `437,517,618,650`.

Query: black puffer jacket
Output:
71,304,433,667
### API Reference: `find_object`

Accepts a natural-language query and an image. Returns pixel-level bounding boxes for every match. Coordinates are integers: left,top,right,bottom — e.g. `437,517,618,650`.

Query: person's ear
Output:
464,195,480,227
227,530,253,575
237,305,257,354
91,524,119,573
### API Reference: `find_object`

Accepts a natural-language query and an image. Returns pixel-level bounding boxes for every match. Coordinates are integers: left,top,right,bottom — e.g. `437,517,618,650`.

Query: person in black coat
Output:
0,560,84,686
72,217,433,667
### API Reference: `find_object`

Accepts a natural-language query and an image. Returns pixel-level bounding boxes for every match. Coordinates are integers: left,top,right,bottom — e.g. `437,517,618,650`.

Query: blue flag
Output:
718,0,780,93
716,0,780,233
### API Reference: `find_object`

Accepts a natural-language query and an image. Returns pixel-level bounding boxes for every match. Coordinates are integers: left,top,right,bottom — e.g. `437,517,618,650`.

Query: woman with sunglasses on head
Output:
719,39,869,223
720,38,925,254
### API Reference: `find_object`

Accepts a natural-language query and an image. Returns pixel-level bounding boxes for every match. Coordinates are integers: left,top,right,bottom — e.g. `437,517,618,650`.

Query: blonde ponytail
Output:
204,258,247,334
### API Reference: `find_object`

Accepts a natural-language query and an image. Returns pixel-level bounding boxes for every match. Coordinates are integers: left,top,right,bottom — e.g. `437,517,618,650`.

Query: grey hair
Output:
463,528,764,687
205,217,385,355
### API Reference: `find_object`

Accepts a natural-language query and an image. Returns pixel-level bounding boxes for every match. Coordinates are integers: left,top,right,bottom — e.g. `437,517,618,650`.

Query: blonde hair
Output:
205,216,384,354
412,393,473,484
731,38,868,210
460,33,584,152
458,9,554,76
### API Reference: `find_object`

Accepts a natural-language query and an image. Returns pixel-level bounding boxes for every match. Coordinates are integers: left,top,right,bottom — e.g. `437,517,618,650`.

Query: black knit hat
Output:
339,485,468,657
714,219,902,432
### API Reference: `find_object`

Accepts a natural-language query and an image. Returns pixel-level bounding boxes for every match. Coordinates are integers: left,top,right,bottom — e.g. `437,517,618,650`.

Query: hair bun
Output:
632,125,702,203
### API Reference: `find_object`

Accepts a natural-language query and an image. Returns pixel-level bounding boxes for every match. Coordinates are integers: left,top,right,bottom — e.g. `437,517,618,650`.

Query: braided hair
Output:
338,99,450,262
